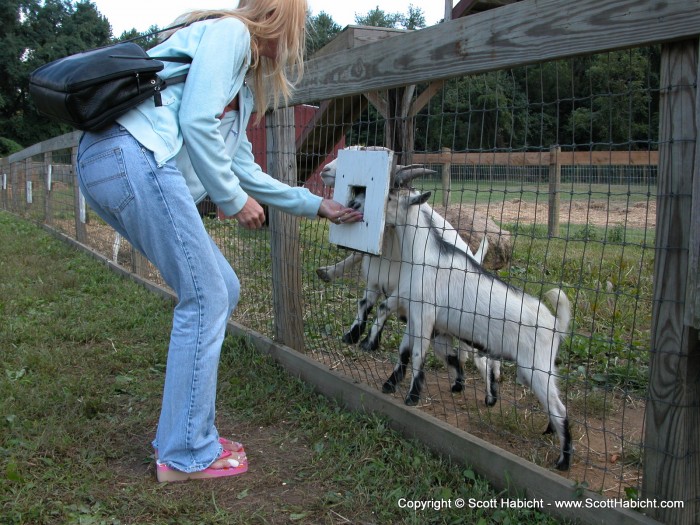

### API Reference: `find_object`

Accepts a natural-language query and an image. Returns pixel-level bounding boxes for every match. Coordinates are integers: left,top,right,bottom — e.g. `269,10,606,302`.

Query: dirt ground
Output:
476,197,656,229
311,348,646,500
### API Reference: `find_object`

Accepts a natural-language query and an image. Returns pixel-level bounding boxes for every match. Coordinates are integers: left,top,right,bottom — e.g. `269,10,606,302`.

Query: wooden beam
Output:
7,131,82,163
642,39,700,524
409,80,445,117
453,0,522,19
267,107,305,351
311,25,407,60
452,0,480,19
445,0,454,22
293,0,700,105
71,146,86,244
363,91,388,119
687,40,700,329
548,145,561,237
412,150,659,166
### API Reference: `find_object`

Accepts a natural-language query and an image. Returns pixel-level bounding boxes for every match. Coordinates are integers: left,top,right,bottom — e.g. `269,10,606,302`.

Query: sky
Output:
90,1,449,36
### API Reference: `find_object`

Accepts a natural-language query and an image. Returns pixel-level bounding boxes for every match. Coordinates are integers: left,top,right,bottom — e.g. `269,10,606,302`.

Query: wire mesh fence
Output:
3,6,699,521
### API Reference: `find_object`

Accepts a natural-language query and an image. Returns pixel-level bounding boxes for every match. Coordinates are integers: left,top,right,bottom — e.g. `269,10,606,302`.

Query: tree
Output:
0,0,38,147
115,24,164,49
0,0,111,146
566,49,659,149
355,6,402,28
402,4,426,30
415,48,660,154
306,11,341,57
355,4,426,30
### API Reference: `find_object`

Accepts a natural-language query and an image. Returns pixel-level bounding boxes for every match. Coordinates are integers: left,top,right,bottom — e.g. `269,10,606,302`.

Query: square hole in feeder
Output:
347,185,367,209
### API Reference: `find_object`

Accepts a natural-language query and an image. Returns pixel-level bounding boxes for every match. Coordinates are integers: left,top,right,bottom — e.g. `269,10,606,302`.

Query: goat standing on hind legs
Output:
316,148,438,349
316,146,500,403
381,189,573,471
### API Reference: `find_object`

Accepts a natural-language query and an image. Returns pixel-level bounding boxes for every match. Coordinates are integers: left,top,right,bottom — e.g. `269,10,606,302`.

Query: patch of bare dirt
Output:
310,347,646,499
474,198,656,229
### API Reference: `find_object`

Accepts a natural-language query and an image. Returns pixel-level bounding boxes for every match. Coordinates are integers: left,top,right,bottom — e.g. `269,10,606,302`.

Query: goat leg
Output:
316,251,364,282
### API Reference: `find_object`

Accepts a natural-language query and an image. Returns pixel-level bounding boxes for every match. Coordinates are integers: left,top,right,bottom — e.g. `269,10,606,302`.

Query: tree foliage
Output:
1,0,112,146
414,47,660,152
354,3,425,30
0,0,165,147
306,11,341,57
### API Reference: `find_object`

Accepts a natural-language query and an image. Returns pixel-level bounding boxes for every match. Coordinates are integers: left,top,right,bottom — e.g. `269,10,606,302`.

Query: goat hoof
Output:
342,332,360,345
404,394,420,406
382,382,396,394
451,382,463,393
359,338,378,352
486,383,499,406
555,457,570,471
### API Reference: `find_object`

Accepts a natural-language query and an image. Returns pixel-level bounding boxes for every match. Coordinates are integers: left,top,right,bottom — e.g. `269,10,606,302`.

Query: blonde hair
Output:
170,0,307,118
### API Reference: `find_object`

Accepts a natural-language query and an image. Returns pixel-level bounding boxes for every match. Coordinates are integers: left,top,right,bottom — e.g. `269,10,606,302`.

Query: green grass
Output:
0,211,566,525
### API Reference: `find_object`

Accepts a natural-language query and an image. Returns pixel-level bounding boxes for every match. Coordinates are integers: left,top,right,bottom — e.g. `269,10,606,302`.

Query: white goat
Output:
317,146,478,349
317,147,499,402
317,146,439,349
382,189,573,471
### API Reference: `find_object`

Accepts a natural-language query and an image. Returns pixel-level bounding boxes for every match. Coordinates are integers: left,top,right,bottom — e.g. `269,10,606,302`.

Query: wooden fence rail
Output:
412,150,660,167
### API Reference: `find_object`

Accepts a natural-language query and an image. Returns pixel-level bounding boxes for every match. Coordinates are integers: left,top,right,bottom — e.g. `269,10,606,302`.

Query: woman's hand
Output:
317,198,364,225
234,197,266,229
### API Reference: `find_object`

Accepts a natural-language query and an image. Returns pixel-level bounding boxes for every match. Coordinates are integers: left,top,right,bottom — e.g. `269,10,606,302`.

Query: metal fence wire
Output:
3,9,699,522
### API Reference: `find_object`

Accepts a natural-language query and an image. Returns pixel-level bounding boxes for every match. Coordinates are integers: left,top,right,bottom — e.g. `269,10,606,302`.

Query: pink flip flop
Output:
156,448,248,482
154,437,245,459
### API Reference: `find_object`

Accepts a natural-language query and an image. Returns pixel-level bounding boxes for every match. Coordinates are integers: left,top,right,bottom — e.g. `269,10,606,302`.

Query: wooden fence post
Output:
267,107,305,351
642,39,700,524
11,160,19,212
1,157,8,211
24,158,32,213
441,147,452,209
44,151,52,225
131,248,149,278
548,145,561,237
71,146,87,243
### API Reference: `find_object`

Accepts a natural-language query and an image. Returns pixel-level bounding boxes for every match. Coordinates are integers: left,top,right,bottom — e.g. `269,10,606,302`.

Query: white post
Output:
79,188,86,224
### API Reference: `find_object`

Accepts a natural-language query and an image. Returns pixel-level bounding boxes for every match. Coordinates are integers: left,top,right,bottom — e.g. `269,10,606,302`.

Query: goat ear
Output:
393,165,437,187
409,191,432,206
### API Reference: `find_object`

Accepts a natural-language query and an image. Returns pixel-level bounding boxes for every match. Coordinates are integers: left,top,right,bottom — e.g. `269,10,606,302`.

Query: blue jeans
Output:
76,125,240,472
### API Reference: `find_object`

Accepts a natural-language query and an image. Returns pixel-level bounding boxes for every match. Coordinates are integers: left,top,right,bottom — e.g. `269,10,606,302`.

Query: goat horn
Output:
393,165,437,187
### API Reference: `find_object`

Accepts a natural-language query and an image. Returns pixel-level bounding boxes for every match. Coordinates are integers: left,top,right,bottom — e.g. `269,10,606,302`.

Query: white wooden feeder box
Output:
328,148,394,255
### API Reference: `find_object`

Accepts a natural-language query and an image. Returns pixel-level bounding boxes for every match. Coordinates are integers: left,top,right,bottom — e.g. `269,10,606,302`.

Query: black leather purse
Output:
29,37,191,131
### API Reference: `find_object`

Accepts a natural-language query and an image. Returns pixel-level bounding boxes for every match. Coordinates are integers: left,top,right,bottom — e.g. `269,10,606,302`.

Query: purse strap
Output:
120,22,188,44
108,53,192,64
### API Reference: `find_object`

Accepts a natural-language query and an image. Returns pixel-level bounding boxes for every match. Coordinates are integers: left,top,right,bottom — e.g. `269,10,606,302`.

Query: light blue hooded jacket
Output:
117,17,322,218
